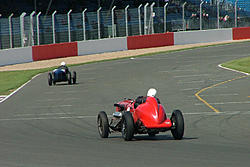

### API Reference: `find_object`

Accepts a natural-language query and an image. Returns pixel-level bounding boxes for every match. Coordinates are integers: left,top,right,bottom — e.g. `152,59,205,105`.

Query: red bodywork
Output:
116,97,172,129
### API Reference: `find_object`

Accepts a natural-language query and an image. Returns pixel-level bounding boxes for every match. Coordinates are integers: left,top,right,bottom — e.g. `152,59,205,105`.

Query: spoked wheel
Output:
48,73,53,86
171,109,184,140
97,111,109,138
122,112,134,141
72,71,76,84
67,72,72,85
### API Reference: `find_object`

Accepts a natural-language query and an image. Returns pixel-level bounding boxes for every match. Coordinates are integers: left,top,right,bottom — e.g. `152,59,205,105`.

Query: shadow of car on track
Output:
108,134,198,141
48,83,80,86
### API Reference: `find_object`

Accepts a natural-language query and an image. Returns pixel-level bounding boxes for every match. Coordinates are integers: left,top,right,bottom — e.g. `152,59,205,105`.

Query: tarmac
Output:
0,41,249,167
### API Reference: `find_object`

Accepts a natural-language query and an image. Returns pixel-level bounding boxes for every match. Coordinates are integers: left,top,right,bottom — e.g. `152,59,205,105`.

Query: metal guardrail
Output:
0,2,249,50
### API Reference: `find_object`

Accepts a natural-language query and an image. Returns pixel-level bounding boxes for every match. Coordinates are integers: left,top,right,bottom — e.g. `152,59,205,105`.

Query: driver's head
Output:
147,88,157,97
61,61,66,66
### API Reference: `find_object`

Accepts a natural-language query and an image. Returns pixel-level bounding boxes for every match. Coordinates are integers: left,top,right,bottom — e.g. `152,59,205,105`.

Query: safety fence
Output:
0,2,249,50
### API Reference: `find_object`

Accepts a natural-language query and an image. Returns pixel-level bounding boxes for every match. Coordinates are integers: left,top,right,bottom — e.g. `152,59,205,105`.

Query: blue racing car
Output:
48,62,76,86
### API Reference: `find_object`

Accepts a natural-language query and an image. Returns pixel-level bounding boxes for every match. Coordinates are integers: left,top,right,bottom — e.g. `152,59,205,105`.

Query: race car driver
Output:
134,88,161,108
58,61,69,73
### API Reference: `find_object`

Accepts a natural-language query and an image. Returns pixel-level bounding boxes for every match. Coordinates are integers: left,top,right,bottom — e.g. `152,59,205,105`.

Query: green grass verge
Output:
0,40,249,95
0,68,52,95
221,57,250,74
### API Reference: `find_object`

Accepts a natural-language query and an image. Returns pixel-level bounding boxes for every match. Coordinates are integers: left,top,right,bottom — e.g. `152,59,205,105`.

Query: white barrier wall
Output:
174,29,233,45
77,37,127,56
0,47,33,66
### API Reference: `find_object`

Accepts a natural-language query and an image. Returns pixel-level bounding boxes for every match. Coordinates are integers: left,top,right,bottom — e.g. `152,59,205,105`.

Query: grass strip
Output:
221,57,250,74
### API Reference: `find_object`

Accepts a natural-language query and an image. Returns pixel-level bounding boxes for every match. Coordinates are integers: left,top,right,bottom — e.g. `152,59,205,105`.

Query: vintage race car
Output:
48,68,76,86
97,90,184,141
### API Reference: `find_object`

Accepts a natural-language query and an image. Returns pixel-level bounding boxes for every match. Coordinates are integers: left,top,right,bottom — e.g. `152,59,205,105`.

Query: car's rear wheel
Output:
171,109,184,140
122,112,134,141
67,72,72,85
97,111,109,138
48,73,52,86
72,71,76,84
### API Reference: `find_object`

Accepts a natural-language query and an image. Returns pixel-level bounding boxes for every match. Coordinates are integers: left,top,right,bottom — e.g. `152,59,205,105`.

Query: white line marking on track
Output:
195,101,250,105
174,74,211,78
159,70,196,73
2,111,250,122
199,93,239,97
178,80,205,84
0,74,41,104
181,88,200,91
218,64,250,75
0,115,96,121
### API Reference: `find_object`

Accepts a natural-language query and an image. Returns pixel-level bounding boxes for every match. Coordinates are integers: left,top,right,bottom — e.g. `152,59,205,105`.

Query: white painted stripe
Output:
218,64,250,76
159,70,196,73
178,80,205,84
199,93,239,97
174,74,211,78
0,115,96,121
181,88,200,91
27,104,73,109
195,101,250,105
15,112,78,117
0,74,41,104
2,111,250,122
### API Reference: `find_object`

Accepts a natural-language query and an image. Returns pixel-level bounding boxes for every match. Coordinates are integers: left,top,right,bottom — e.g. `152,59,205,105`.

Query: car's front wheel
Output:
72,71,76,84
67,72,72,85
171,109,184,140
48,73,53,86
122,112,134,141
97,111,109,138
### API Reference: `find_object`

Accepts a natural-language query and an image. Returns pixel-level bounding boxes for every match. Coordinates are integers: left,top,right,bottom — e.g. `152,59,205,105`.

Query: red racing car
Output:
97,88,184,141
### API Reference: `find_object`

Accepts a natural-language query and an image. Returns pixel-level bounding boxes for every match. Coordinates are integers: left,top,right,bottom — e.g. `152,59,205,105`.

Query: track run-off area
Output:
0,42,250,167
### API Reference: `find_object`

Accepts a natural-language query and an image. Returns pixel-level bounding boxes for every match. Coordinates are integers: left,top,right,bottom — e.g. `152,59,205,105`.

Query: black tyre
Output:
171,110,184,140
48,73,52,86
97,111,109,138
67,72,72,85
72,71,76,84
122,112,134,141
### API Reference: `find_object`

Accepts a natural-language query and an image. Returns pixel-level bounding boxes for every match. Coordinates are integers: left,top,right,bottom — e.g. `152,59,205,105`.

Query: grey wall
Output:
77,37,127,56
174,29,233,45
0,47,33,66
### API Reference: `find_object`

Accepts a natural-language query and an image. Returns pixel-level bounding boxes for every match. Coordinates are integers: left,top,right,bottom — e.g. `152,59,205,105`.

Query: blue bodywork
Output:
53,69,68,82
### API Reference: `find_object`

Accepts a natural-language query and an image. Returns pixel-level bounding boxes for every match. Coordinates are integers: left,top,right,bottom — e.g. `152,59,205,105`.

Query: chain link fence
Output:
0,2,249,50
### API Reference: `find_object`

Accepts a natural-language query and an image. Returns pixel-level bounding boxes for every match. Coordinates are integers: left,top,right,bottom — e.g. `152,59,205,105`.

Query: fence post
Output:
82,9,87,40
217,0,220,29
67,9,72,42
8,13,14,48
52,10,57,44
138,4,142,35
144,3,149,35
30,11,36,46
235,0,238,27
164,3,168,32
200,1,204,30
182,2,187,31
20,12,26,47
36,12,41,45
125,5,129,37
112,6,116,38
150,2,155,34
97,7,102,39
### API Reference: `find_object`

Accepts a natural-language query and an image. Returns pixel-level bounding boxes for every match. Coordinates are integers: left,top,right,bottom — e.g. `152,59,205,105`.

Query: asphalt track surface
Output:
0,42,250,167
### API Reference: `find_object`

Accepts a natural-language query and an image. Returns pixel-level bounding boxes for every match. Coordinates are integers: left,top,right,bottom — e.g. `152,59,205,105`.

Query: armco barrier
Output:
174,29,233,45
77,37,127,56
127,33,174,50
32,42,78,61
0,47,33,66
233,27,250,40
